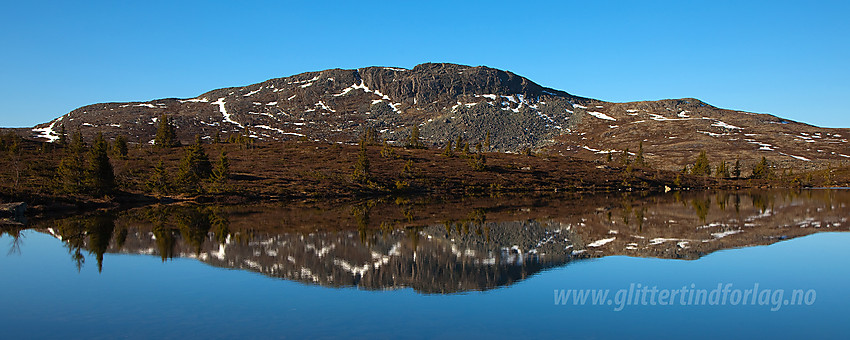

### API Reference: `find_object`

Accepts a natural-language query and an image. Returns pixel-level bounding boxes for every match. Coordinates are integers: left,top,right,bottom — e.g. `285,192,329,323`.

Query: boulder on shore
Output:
0,202,26,217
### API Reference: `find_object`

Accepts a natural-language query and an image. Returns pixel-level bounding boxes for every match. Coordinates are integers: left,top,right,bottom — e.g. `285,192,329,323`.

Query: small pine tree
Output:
405,126,423,149
58,124,68,146
620,148,631,166
56,135,86,194
213,131,221,144
209,151,230,193
154,114,179,148
455,135,464,152
146,160,171,195
352,142,370,182
690,150,711,176
380,140,395,158
634,142,645,167
443,140,454,157
401,160,415,178
362,127,379,146
2,134,22,192
112,135,128,159
732,159,741,179
715,161,730,178
752,157,772,179
468,153,486,171
484,131,491,151
69,131,85,154
86,133,115,195
175,135,212,193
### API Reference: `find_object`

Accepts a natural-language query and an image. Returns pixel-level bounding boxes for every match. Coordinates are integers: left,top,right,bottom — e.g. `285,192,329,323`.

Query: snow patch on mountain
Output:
315,101,336,112
712,121,741,129
212,98,244,128
587,237,616,247
32,120,60,142
779,152,811,162
243,88,262,97
587,111,616,121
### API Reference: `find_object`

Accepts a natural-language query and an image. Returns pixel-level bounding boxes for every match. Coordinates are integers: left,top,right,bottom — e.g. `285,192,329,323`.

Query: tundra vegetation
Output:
0,127,848,215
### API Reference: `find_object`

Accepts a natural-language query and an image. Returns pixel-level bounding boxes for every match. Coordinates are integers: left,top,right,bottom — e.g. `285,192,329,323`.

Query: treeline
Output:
440,130,488,171
682,151,771,180
147,135,230,195
51,114,230,197
679,150,845,187
55,132,116,196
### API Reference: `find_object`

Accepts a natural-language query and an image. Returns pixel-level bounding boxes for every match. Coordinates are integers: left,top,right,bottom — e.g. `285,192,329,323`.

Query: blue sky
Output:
1,0,848,128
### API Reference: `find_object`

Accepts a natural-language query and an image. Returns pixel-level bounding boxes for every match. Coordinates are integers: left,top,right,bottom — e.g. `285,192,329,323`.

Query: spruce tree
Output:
380,139,395,158
468,153,486,171
175,135,212,193
112,135,128,159
58,124,68,146
634,142,646,167
146,160,171,195
86,133,115,195
56,132,86,194
715,161,730,178
405,126,423,149
209,151,230,193
154,114,179,148
362,127,379,146
352,141,370,182
621,148,631,166
443,140,454,157
69,131,85,154
690,150,711,176
732,159,741,179
752,157,772,179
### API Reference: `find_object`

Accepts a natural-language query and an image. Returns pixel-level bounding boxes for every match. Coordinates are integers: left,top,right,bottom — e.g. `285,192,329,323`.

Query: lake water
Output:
1,190,849,339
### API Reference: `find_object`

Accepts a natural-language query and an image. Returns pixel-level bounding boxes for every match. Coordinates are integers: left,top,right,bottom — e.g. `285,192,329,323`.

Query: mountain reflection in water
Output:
14,189,849,294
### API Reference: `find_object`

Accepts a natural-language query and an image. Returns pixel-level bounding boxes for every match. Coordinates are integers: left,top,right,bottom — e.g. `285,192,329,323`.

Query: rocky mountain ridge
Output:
18,62,850,171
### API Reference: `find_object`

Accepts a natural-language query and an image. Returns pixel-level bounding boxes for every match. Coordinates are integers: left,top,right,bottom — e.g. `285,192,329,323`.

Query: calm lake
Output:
2,189,849,339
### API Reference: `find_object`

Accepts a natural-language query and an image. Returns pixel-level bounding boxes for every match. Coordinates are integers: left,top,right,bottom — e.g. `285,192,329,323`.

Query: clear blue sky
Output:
2,0,848,128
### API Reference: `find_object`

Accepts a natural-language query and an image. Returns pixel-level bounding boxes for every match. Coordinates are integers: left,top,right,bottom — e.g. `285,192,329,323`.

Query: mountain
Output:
20,63,850,171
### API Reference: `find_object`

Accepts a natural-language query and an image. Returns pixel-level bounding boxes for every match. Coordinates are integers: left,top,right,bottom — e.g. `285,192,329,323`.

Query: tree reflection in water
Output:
25,189,850,292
